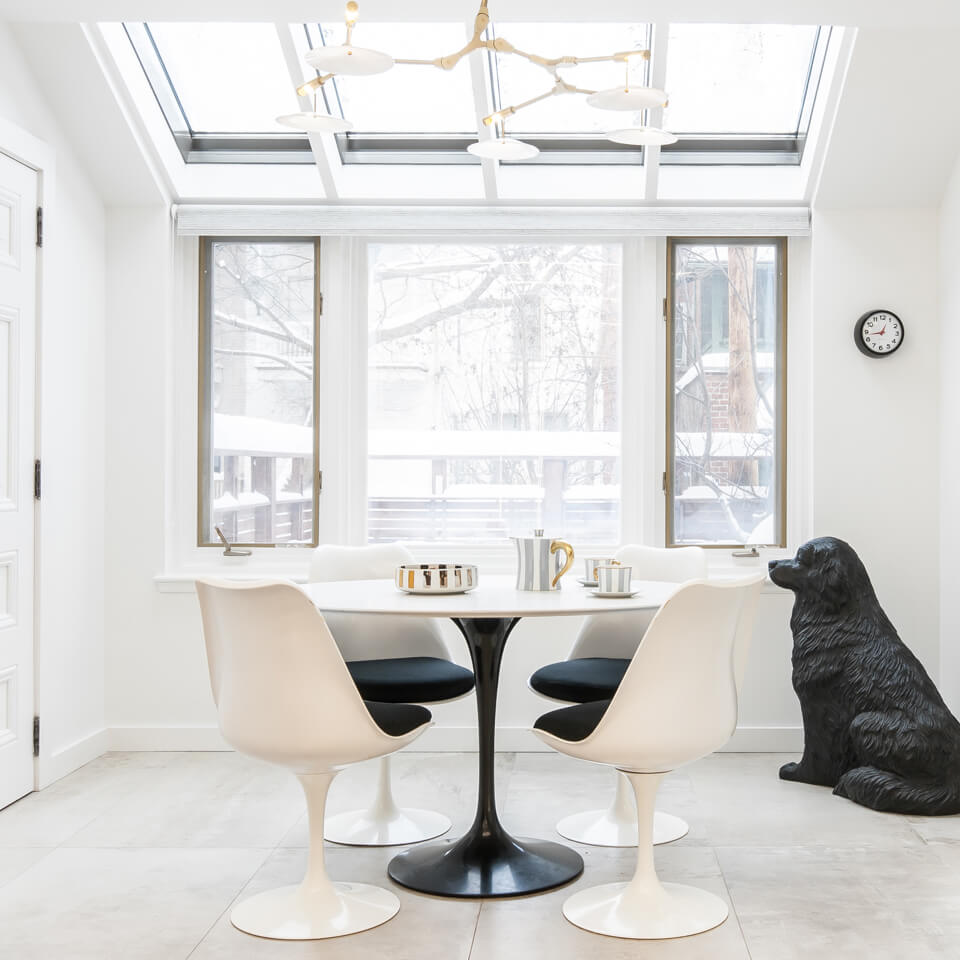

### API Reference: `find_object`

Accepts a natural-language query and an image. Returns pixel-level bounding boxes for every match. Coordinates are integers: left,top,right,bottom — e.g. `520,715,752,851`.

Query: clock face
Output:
856,310,904,357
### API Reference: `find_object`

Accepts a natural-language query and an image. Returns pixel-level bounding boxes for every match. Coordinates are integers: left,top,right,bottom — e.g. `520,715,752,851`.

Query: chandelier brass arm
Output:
279,0,677,156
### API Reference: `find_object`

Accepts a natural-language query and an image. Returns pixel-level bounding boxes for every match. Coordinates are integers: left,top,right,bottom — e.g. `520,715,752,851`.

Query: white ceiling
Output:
1,0,959,27
815,27,960,208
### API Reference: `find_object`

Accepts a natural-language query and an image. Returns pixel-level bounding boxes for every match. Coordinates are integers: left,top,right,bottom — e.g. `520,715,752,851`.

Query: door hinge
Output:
662,470,667,493
317,470,323,492
33,716,40,757
34,459,41,500
36,206,43,248
662,297,667,321
318,292,323,316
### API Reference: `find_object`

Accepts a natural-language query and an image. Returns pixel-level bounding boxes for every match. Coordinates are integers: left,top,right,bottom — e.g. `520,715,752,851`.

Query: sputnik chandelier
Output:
276,0,678,158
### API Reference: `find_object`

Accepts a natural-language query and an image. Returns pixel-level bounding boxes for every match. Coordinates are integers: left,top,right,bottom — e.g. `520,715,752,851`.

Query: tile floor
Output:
1,750,959,959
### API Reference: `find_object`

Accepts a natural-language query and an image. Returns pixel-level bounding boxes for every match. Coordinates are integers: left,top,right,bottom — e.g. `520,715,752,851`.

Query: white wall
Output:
939,159,960,715
101,222,801,753
0,21,107,782
811,207,941,677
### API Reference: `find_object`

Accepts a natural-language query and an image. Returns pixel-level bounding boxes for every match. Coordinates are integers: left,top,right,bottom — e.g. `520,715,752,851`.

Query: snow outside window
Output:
367,242,622,546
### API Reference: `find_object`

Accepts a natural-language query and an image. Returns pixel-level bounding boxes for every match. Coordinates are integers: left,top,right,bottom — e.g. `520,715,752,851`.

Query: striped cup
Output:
597,564,633,594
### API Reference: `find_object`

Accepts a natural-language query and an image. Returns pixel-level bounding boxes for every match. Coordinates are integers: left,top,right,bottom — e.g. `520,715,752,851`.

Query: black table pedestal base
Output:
388,616,583,898
388,829,583,898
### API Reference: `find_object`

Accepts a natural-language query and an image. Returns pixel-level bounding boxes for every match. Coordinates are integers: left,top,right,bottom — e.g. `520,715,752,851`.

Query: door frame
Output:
0,115,52,790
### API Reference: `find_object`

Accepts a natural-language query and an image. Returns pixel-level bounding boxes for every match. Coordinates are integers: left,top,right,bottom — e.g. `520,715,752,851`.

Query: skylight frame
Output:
122,20,831,169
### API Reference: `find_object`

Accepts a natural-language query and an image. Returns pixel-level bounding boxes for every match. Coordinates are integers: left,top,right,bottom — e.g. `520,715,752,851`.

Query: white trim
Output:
175,205,812,238
38,728,109,789
107,723,802,753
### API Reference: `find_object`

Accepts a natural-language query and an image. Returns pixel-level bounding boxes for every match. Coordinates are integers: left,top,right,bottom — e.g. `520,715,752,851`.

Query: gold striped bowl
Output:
395,563,478,594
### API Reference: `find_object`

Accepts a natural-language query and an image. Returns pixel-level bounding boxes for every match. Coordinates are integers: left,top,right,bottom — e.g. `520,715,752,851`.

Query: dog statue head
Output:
768,536,877,615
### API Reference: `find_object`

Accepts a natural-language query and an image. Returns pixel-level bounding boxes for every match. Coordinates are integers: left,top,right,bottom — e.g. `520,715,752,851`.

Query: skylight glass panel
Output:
492,23,651,135
663,24,819,134
308,23,478,134
147,23,299,133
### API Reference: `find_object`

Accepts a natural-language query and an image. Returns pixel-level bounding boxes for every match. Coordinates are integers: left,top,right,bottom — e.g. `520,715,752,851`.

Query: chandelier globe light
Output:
276,112,353,133
467,136,540,161
277,0,677,158
303,2,394,75
607,126,678,146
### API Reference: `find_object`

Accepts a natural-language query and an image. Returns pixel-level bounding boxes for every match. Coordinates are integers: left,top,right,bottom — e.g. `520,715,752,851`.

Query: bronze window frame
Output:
197,236,322,549
665,236,787,549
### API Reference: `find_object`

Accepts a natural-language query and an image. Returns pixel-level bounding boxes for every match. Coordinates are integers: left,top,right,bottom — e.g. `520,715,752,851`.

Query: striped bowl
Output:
396,563,478,595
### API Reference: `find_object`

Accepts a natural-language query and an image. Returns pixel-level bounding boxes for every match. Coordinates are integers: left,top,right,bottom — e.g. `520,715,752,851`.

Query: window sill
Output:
154,546,788,595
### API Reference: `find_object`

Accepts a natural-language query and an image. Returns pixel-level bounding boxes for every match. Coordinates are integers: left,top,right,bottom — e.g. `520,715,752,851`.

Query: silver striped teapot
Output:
512,529,575,592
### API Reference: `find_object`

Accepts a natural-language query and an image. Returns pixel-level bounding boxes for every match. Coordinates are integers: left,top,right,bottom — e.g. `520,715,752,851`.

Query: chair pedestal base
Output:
563,880,728,940
324,807,451,846
230,882,400,941
556,771,688,847
324,756,451,847
556,808,688,847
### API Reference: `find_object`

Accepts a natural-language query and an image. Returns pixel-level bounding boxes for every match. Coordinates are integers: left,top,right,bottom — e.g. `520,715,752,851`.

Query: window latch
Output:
215,526,252,557
732,546,761,558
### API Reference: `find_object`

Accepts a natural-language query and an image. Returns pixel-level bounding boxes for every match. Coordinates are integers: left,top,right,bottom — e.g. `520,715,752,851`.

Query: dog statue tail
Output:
834,766,960,815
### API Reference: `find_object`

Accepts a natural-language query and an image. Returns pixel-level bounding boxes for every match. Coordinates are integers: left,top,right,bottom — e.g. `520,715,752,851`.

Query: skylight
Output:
308,23,478,135
147,23,297,133
123,21,831,168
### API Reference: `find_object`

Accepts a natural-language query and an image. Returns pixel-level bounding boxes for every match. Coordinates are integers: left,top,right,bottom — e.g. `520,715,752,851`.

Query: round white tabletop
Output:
302,573,676,618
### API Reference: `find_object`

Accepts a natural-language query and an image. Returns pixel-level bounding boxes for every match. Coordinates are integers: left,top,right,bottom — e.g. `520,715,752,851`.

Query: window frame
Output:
664,236,787,549
196,236,323,549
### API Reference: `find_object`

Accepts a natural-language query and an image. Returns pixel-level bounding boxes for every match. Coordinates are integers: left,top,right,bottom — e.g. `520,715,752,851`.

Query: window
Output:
367,242,622,545
198,239,320,546
666,239,786,547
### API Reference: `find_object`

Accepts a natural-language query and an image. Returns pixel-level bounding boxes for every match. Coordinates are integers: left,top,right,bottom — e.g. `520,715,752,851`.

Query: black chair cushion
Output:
529,657,630,703
534,699,611,743
347,656,475,704
364,700,432,737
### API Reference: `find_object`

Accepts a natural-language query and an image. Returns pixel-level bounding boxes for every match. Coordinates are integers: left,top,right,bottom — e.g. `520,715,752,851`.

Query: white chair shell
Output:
550,544,708,847
534,575,765,939
308,542,469,846
196,578,431,939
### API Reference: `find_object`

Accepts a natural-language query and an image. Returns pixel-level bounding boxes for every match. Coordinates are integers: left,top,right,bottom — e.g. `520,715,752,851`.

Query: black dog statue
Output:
768,536,960,815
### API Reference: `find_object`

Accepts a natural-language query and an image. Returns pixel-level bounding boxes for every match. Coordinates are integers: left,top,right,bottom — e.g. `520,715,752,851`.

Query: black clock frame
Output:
855,309,904,358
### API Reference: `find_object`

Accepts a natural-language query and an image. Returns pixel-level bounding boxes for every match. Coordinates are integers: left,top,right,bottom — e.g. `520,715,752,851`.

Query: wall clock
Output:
854,309,904,358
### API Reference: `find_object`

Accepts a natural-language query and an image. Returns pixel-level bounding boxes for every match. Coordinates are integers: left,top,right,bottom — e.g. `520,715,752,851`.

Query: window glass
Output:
367,242,622,545
664,25,819,134
668,240,785,546
199,240,318,545
147,23,299,133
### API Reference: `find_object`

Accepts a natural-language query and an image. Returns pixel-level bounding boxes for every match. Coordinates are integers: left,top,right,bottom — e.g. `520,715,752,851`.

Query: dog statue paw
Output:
769,537,960,816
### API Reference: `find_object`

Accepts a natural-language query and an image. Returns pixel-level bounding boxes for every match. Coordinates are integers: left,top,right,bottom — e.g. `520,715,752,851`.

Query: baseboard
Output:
38,727,110,789
107,724,804,753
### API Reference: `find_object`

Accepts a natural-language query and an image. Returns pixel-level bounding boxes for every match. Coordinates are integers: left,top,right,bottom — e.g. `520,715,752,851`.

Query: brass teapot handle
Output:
550,540,575,588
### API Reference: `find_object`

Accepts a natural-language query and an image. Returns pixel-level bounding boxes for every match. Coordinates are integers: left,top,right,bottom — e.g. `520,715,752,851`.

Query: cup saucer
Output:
577,577,599,587
590,589,640,599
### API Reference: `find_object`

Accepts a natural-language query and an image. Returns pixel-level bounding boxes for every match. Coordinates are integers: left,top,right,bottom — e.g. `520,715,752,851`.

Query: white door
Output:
0,153,36,809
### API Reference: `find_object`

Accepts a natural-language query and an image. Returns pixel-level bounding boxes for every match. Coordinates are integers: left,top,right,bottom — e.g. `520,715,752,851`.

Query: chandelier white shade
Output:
607,126,678,146
467,138,541,160
276,112,354,133
586,86,669,111
304,45,394,76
